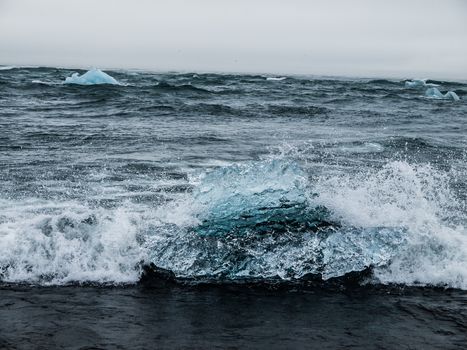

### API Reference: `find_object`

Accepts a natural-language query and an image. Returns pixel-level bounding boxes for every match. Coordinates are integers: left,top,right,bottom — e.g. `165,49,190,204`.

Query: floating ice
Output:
64,68,120,85
444,91,460,101
405,79,439,88
147,159,467,288
425,87,460,101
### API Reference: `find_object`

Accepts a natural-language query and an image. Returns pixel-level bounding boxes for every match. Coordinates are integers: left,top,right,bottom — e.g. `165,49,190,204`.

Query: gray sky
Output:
1,0,466,79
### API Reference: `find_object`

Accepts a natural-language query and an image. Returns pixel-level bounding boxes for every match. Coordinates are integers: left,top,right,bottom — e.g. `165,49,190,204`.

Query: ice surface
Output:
191,160,327,236
425,87,460,100
405,79,439,88
64,68,120,85
405,79,427,88
444,91,460,101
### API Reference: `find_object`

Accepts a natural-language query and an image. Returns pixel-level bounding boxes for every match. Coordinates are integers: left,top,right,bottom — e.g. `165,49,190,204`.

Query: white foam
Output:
32,79,60,86
266,77,287,81
314,161,467,289
147,159,467,289
0,65,40,71
0,199,145,284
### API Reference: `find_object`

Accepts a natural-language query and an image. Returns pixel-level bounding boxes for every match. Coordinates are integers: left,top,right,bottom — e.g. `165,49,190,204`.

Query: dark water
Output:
0,284,466,350
0,66,466,348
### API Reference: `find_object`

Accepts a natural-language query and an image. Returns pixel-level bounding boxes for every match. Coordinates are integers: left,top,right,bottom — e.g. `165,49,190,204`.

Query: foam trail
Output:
266,77,287,81
64,68,120,85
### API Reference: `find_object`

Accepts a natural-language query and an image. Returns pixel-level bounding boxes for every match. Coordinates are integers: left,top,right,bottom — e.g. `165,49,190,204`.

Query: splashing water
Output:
147,159,467,287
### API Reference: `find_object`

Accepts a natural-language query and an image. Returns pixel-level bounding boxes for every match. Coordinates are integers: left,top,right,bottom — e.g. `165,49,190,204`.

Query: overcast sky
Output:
1,0,466,79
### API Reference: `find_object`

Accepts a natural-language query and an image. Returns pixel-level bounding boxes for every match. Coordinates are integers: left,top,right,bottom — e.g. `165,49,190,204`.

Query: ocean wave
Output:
0,200,145,285
0,158,466,289
153,82,212,94
366,79,402,86
0,65,40,71
266,77,287,81
31,79,61,86
147,159,467,288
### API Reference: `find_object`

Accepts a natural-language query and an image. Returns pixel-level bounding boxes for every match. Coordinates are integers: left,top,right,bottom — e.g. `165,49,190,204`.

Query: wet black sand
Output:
1,283,466,349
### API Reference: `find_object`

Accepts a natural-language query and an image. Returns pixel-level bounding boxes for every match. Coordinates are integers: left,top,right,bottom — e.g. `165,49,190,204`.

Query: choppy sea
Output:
0,66,466,349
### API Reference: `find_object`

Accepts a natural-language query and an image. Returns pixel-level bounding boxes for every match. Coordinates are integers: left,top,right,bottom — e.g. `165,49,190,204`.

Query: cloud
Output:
1,0,466,79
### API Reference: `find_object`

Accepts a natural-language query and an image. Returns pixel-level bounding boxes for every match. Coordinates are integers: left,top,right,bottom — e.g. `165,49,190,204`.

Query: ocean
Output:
0,66,466,349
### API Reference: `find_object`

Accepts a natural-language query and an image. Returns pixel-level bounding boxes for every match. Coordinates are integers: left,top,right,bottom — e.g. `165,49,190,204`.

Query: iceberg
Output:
405,79,427,88
425,87,460,101
192,160,333,236
444,91,460,101
64,68,120,85
405,79,439,88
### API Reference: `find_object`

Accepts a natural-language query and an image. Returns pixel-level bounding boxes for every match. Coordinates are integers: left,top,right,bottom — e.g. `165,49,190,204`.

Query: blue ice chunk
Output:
444,91,460,101
405,79,439,88
425,87,460,101
64,68,120,85
192,160,329,236
425,87,445,98
405,79,427,88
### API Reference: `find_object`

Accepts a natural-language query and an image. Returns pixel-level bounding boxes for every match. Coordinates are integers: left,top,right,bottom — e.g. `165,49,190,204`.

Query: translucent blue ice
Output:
405,79,427,88
192,159,329,236
425,87,460,101
405,79,439,88
444,91,460,101
64,68,120,85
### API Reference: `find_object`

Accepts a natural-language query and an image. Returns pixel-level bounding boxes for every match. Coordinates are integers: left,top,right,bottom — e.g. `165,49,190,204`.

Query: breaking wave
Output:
0,158,466,289
148,159,467,288
0,200,145,284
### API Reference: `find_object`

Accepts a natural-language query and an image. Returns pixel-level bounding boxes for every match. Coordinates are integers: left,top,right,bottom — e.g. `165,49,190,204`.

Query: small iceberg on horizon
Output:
425,87,460,101
64,68,120,85
405,79,439,88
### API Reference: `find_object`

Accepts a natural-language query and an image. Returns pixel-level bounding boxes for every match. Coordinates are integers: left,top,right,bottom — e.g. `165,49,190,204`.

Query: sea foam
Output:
148,159,467,288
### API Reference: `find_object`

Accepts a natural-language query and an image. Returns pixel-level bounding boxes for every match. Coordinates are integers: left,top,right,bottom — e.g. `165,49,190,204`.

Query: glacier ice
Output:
405,79,427,88
64,68,120,85
425,87,445,98
192,160,331,236
444,91,460,101
425,87,460,101
405,79,439,88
